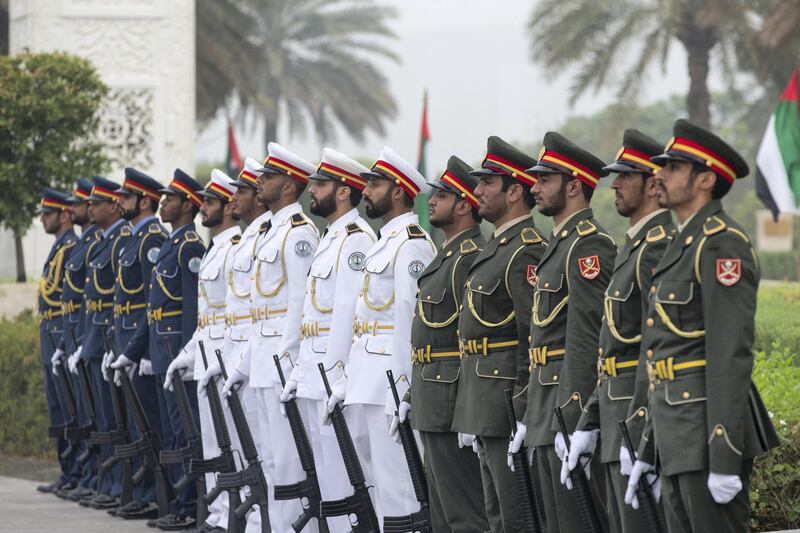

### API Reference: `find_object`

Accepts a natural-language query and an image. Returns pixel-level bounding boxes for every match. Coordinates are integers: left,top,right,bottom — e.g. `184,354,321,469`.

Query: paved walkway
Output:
0,475,149,532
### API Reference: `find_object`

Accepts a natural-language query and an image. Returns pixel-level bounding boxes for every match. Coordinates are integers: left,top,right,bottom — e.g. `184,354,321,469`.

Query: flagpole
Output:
416,90,431,232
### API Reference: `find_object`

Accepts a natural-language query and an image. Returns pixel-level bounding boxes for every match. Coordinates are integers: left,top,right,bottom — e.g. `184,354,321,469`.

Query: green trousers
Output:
605,461,655,533
477,436,525,533
661,461,753,533
419,430,489,532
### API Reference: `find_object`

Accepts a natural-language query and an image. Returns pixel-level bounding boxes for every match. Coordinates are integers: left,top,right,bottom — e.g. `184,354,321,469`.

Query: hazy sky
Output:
195,0,718,176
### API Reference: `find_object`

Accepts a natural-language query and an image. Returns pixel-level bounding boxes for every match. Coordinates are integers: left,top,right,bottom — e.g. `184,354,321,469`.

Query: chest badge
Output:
716,258,741,286
526,264,539,287
578,255,601,280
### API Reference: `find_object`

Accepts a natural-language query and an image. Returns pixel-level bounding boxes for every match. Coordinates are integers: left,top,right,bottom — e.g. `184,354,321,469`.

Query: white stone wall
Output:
3,0,196,280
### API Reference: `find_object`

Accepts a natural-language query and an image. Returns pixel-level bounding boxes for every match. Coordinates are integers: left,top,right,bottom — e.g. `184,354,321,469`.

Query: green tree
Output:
196,0,398,144
526,0,776,128
0,51,107,281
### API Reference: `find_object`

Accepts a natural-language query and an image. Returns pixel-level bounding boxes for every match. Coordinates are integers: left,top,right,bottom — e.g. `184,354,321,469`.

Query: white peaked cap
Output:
364,146,430,199
233,156,264,188
200,168,236,201
259,142,315,183
311,147,370,190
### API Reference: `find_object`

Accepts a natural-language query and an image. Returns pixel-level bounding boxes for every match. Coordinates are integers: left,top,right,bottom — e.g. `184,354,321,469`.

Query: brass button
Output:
646,318,654,327
682,391,690,399
668,293,675,300
614,290,620,296
411,313,416,319
634,240,641,246
492,369,499,375
336,362,342,368
571,393,579,401
167,327,172,331
478,285,483,290
500,237,507,244
456,329,460,336
379,348,385,353
544,282,550,288
528,335,531,343
685,236,693,245
561,230,568,237
446,251,453,257
426,295,431,300
400,375,407,382
650,286,656,295
436,374,441,379
638,409,645,417
598,348,604,355
649,384,655,393
646,349,653,359
715,427,724,436
553,374,559,381
460,305,463,311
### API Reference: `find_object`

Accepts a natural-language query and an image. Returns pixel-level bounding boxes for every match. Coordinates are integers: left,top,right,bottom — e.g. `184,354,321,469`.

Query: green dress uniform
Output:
524,132,617,533
452,137,547,533
408,156,488,533
575,130,674,532
636,120,778,532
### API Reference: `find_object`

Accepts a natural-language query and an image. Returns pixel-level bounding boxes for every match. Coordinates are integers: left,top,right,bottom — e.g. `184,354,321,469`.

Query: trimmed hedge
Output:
758,251,799,282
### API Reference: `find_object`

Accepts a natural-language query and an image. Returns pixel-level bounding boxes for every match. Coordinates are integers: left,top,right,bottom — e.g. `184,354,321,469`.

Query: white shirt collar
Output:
325,208,360,237
271,202,303,226
245,210,272,236
492,214,531,239
626,208,668,240
677,211,698,234
378,211,417,240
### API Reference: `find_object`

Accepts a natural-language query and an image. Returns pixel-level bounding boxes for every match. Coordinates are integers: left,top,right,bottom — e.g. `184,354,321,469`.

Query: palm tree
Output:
526,0,766,128
196,0,398,144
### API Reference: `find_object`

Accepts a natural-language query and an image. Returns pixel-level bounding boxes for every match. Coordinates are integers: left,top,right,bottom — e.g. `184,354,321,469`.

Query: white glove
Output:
101,350,114,377
221,367,248,397
139,358,155,377
707,473,742,504
389,415,401,444
619,445,635,476
562,430,598,488
457,433,475,449
111,354,136,386
507,422,527,471
163,357,191,390
472,437,482,454
322,377,347,425
280,379,298,403
67,347,81,375
199,362,221,394
398,401,411,423
554,432,568,461
51,348,65,375
625,460,661,509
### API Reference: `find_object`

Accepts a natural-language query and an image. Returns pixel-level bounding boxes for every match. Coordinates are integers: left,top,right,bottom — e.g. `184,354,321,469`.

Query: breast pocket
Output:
467,276,512,326
255,247,285,296
654,281,704,337
363,259,393,310
605,280,639,342
155,264,182,301
533,272,567,327
418,285,458,327
310,265,334,312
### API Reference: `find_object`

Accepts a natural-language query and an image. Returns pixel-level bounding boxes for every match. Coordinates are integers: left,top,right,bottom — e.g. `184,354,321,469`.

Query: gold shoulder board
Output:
460,239,478,254
120,225,132,236
149,223,163,235
576,219,597,236
290,213,308,227
184,230,200,242
646,225,666,243
345,222,363,235
406,224,425,239
231,234,242,245
703,216,727,236
521,227,542,244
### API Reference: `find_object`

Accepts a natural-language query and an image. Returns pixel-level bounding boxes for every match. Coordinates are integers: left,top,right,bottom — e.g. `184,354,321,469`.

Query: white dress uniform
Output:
234,143,319,532
287,149,376,529
167,170,242,529
338,148,436,521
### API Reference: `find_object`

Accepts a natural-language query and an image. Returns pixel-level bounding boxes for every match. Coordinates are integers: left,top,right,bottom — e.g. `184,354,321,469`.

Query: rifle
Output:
87,331,134,506
383,370,431,533
273,355,330,532
317,363,379,533
190,343,245,533
619,420,665,533
159,340,208,526
504,389,544,533
207,351,271,531
45,332,79,461
554,406,604,533
68,328,102,468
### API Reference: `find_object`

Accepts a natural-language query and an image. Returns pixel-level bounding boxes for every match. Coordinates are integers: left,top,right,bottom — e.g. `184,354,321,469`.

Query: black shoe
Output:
89,493,119,509
68,486,94,501
156,514,197,531
117,501,159,520
54,481,79,499
36,479,63,493
147,515,167,528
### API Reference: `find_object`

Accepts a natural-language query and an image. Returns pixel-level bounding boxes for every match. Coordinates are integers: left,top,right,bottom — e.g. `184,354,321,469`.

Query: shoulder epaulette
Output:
64,237,77,247
576,219,597,236
460,239,478,254
290,213,308,227
521,227,542,244
184,230,200,242
231,234,242,245
120,225,132,236
406,224,425,239
646,225,666,243
703,216,727,236
345,222,363,235
148,223,163,235
259,221,271,234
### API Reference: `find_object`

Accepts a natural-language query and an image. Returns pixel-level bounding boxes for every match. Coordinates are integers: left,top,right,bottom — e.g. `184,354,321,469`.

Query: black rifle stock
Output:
192,343,245,533
159,340,208,525
68,328,101,467
619,420,665,533
317,363,379,533
208,351,271,531
273,355,329,533
504,389,544,533
383,370,431,533
554,406,604,533
88,331,134,506
45,332,79,461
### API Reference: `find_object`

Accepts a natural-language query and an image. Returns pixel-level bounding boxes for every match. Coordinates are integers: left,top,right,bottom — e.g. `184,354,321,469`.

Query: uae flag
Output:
416,91,431,232
225,121,243,177
756,69,800,220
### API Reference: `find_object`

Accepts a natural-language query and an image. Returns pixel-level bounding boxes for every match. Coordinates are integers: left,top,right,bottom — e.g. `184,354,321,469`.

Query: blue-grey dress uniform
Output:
61,178,102,491
112,168,168,507
37,188,79,486
82,176,132,499
147,170,206,518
